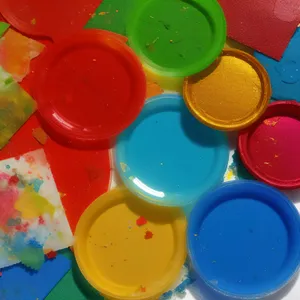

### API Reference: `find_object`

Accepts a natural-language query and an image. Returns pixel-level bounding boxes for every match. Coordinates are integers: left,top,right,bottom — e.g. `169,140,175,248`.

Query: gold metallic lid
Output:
183,49,271,131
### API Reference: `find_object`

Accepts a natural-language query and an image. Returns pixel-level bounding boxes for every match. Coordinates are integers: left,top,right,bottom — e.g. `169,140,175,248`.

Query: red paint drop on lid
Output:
140,286,146,292
136,216,147,227
46,250,57,259
144,230,153,240
9,175,19,185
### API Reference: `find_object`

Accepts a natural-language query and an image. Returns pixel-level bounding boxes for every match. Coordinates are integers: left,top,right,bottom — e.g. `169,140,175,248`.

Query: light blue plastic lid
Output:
115,94,229,206
188,180,300,299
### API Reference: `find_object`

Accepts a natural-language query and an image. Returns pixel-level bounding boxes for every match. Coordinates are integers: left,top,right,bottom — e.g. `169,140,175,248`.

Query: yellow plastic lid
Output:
74,188,187,300
183,49,271,131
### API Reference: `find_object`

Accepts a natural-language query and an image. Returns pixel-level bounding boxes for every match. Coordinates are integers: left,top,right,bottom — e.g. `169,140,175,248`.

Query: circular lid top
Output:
188,180,300,298
115,94,229,207
183,49,271,131
0,0,101,40
127,0,226,77
74,188,187,300
34,30,146,147
239,101,300,189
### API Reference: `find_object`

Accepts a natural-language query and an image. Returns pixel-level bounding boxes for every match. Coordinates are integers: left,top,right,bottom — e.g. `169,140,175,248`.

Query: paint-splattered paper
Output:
0,67,36,149
0,149,73,270
0,29,44,82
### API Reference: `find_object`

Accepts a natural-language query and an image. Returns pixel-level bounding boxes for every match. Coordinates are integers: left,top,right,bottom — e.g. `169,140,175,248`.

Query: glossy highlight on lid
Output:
183,49,271,131
239,101,300,189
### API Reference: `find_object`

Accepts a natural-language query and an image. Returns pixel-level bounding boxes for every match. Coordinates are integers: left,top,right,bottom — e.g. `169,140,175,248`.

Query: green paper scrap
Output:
0,67,36,149
0,22,10,38
46,252,104,300
85,0,139,36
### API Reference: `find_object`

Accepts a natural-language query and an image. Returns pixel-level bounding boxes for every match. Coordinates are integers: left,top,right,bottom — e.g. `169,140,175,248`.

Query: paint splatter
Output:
229,151,254,180
14,186,55,219
45,250,57,260
38,216,45,225
15,222,30,233
264,117,280,126
28,178,44,193
136,216,147,227
140,286,146,293
8,175,19,185
32,128,48,145
144,230,153,240
0,173,19,227
120,162,129,172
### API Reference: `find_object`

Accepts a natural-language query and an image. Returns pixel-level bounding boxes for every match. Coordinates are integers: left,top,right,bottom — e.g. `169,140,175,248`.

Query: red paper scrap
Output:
218,0,300,60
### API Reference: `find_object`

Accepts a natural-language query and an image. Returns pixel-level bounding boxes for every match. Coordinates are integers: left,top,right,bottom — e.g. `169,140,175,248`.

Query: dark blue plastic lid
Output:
188,180,300,299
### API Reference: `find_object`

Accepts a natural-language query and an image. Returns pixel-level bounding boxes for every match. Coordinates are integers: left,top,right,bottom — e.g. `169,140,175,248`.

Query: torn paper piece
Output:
0,67,36,149
0,149,73,269
0,29,44,82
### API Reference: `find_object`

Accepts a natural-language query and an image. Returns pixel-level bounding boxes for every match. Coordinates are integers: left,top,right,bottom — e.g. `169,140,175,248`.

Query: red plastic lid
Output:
0,0,102,41
238,101,300,189
34,29,146,148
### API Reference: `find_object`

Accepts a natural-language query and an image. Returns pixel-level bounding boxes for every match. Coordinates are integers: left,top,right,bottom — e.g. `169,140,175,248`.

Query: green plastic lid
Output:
127,0,227,77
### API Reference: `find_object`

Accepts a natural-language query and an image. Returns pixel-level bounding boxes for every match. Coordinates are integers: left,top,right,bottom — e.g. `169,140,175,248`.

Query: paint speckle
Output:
8,175,18,185
99,11,109,16
264,118,280,126
31,18,36,25
45,250,57,260
38,216,45,225
28,178,44,192
136,216,147,227
144,230,153,240
5,165,10,170
120,162,129,173
140,286,147,293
